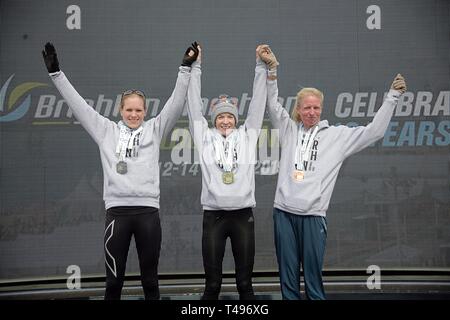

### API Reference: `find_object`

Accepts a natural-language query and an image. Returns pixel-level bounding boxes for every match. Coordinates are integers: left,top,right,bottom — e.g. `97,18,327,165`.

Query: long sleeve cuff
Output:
256,58,266,68
49,70,62,78
386,89,401,101
191,61,201,70
179,65,191,73
268,68,277,80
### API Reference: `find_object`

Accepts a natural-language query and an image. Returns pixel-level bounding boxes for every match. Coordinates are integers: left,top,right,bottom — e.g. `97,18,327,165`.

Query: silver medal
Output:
116,161,127,174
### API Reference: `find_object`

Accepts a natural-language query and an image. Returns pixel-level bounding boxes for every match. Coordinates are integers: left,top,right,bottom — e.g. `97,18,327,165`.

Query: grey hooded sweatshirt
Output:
187,60,267,210
49,66,191,210
267,77,401,217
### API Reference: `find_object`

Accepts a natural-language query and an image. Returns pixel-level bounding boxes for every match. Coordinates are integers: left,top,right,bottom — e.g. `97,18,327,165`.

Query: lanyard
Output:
115,125,143,161
294,124,319,171
212,130,238,172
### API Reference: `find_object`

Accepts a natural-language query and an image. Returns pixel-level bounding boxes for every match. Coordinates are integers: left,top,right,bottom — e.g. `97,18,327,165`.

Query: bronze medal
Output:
293,170,304,181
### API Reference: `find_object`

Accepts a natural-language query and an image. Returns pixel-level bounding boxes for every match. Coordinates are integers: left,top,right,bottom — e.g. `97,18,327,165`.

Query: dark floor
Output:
1,277,450,300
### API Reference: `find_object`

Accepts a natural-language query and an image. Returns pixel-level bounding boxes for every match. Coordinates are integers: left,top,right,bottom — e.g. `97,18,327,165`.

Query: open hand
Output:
42,42,60,73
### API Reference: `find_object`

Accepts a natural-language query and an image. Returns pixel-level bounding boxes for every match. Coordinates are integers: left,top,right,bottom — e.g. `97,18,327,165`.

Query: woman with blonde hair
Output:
259,45,406,300
42,42,199,300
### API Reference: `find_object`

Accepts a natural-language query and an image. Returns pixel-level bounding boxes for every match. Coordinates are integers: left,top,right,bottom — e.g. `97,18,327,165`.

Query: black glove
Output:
42,42,60,73
181,41,200,67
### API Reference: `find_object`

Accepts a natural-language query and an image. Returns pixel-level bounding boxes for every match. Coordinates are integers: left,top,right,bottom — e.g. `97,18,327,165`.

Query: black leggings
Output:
201,208,255,300
104,206,161,300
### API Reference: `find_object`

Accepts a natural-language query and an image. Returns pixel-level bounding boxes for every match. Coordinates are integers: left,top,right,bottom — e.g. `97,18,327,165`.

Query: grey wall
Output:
1,0,449,281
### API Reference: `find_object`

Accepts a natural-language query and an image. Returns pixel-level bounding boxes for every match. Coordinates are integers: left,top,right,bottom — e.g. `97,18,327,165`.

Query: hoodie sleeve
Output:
266,74,293,141
186,61,209,148
49,71,114,145
243,60,267,133
153,65,191,141
340,89,401,159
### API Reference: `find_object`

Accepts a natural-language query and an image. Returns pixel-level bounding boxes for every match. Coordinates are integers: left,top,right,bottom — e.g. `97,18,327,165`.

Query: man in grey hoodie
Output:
258,46,407,300
42,42,199,300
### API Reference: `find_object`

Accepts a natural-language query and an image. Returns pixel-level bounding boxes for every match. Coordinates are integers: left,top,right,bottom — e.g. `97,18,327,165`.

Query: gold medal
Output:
293,170,304,181
222,172,234,184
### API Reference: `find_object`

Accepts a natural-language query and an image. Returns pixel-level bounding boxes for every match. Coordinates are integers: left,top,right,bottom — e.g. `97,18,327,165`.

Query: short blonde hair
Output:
291,87,324,122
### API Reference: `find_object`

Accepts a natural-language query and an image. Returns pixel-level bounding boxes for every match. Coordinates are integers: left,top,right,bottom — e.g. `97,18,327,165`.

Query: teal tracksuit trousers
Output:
273,208,327,300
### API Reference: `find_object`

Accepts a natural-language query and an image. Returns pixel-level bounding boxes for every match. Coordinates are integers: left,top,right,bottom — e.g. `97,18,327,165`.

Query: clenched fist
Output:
257,44,279,70
181,41,200,67
391,73,407,94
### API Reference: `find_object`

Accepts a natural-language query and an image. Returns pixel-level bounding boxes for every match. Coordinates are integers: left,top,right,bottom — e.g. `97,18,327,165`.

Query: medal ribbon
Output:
294,124,319,171
212,130,239,172
115,121,143,161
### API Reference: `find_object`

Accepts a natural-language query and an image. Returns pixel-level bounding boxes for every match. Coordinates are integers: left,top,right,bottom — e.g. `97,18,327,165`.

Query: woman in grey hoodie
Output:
259,46,406,300
186,44,269,300
41,42,198,300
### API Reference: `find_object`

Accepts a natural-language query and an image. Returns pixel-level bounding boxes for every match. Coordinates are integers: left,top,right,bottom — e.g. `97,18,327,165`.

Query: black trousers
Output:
201,208,256,300
104,206,161,300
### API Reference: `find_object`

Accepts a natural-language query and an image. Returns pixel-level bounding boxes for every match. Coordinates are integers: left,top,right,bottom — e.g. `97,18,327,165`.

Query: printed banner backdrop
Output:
0,0,449,281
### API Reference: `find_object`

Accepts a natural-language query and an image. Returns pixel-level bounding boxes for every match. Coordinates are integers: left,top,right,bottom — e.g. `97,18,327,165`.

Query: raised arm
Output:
242,45,268,132
42,43,113,145
258,45,292,140
186,43,209,147
153,42,199,141
340,74,407,158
